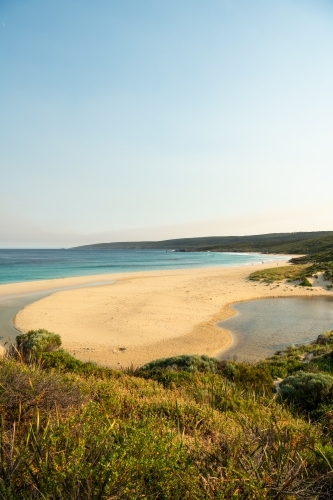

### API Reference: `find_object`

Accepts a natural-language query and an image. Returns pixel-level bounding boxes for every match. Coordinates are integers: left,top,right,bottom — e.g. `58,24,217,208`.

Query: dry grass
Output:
0,353,332,499
248,264,310,283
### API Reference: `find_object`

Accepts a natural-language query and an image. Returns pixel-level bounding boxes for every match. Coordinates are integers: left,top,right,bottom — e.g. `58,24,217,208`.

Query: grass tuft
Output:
248,264,310,283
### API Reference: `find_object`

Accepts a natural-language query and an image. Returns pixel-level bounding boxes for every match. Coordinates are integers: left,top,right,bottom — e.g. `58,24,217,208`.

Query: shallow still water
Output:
217,296,333,362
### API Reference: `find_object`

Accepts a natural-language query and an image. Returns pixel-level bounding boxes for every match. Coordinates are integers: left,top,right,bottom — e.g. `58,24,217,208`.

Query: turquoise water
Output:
0,249,288,285
217,296,333,362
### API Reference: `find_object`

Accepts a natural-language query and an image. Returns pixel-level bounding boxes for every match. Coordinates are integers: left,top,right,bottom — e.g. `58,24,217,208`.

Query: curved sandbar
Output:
0,278,115,349
10,262,332,368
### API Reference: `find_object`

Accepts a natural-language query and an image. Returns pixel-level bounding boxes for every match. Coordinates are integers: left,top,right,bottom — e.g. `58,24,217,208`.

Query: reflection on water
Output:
217,296,333,362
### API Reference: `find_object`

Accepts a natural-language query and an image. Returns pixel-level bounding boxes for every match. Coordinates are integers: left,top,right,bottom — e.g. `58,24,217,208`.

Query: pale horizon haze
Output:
1,0,333,248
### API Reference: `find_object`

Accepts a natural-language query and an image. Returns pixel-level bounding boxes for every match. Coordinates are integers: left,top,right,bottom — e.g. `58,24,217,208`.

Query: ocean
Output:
0,248,288,285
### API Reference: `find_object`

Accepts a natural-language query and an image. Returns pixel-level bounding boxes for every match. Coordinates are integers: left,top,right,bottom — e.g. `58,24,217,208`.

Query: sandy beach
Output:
1,261,330,368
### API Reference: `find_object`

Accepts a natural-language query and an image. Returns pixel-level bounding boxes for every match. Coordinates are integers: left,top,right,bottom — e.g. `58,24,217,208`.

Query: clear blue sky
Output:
1,0,333,247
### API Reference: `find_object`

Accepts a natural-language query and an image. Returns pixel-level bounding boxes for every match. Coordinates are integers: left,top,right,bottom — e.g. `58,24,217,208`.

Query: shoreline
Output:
0,252,294,290
0,280,116,350
6,260,332,368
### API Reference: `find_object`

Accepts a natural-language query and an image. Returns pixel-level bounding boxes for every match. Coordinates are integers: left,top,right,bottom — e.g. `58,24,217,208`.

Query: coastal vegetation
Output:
248,264,310,283
291,250,333,285
1,330,333,498
248,250,333,286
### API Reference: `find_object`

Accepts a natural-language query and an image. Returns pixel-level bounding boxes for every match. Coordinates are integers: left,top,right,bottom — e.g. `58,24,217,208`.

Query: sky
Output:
1,0,333,248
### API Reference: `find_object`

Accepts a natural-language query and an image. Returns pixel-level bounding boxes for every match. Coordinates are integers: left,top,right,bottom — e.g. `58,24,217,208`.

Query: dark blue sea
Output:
0,249,288,285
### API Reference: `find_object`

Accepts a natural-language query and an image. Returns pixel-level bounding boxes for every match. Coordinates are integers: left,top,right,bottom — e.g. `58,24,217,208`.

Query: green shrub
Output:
16,329,61,359
315,330,333,346
265,357,303,379
138,369,194,388
312,350,333,375
218,362,274,390
139,354,218,373
40,350,119,379
299,277,312,287
279,371,333,412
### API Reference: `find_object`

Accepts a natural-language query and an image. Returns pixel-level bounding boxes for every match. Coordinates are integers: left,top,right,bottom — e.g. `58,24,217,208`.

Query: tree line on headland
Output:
71,230,333,254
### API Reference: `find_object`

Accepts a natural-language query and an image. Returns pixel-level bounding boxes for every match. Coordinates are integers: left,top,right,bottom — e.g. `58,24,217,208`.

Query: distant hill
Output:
71,231,333,254
195,233,333,255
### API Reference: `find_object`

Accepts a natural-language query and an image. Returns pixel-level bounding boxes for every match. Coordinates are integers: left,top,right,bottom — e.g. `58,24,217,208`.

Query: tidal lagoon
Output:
218,296,333,362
